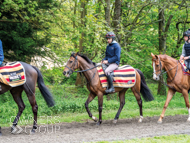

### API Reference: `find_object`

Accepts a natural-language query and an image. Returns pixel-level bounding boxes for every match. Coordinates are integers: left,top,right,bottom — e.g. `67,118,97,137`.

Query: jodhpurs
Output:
105,63,118,75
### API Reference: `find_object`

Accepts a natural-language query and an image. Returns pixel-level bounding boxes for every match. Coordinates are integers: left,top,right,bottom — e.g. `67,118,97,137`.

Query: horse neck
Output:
161,56,178,80
77,56,96,81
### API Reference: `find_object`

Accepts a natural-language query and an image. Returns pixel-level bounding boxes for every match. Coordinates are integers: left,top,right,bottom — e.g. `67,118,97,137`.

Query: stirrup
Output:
105,87,115,93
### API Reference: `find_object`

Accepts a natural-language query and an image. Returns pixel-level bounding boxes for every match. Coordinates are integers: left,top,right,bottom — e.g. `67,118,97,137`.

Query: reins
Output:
65,54,102,85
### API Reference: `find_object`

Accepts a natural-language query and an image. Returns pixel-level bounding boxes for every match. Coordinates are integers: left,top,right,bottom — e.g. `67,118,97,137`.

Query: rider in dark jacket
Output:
101,32,121,93
180,29,190,71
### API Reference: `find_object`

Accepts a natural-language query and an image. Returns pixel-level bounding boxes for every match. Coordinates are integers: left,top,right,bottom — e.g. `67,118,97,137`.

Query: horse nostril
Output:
63,71,66,75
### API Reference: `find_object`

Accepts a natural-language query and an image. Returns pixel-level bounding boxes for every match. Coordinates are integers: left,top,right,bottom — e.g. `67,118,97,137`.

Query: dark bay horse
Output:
151,53,190,123
63,53,154,125
0,62,55,136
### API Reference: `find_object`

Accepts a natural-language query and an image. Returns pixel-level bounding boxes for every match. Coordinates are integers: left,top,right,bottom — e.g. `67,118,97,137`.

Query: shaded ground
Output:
1,115,190,143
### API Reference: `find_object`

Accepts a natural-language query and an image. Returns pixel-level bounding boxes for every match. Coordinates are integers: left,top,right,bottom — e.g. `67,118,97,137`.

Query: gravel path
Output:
1,115,190,143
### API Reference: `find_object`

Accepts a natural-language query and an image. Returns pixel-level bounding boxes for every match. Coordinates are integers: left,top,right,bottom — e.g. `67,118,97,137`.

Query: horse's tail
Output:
32,66,55,107
136,69,154,102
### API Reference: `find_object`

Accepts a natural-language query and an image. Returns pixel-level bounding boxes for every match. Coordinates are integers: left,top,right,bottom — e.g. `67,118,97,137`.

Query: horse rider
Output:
0,40,4,67
180,29,190,71
101,32,121,93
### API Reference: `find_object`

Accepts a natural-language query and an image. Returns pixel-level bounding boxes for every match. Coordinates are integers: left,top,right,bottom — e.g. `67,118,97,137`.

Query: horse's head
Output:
63,53,79,77
151,53,165,81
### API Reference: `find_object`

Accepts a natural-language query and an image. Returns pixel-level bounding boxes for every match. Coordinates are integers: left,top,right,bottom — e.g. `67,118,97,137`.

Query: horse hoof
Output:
138,116,143,123
113,119,117,124
138,119,143,123
187,118,190,122
92,116,98,122
157,120,162,124
96,122,101,126
30,129,36,135
11,126,16,134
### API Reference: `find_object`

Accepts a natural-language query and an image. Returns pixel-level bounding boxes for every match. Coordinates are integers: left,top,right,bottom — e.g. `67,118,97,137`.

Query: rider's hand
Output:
103,60,108,64
184,56,189,60
180,55,184,61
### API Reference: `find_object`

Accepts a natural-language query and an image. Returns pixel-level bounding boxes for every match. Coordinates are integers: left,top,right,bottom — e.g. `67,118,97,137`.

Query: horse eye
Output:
70,61,73,63
156,65,159,67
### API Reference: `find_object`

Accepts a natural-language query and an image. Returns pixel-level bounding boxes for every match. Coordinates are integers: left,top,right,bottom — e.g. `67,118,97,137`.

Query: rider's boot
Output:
105,75,115,93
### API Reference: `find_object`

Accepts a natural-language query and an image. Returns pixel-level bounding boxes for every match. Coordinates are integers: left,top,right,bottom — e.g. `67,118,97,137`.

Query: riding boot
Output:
105,75,115,93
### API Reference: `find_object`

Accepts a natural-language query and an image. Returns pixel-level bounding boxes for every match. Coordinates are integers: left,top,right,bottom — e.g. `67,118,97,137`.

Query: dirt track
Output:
1,115,190,143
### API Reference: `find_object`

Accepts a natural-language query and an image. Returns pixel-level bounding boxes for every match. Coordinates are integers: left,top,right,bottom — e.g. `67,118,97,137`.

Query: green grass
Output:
0,83,189,127
92,134,190,143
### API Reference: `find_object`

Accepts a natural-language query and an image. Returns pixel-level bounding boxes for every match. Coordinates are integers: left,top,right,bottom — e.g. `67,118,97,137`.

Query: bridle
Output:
153,56,179,90
65,54,79,75
65,54,101,84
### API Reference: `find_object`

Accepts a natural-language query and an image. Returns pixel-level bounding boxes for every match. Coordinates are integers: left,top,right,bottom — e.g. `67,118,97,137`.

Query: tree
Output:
0,0,58,62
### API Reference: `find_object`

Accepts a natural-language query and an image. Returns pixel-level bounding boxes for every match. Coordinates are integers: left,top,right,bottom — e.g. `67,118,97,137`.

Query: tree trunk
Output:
157,75,166,95
157,7,166,95
157,4,173,95
112,0,121,42
75,0,88,86
105,0,111,26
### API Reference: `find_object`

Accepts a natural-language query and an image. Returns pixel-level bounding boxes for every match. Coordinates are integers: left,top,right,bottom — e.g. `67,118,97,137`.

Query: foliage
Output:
0,0,58,61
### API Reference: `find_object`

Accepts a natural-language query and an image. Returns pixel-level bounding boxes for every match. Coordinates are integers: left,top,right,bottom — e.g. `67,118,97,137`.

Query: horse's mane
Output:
159,54,177,61
71,53,96,66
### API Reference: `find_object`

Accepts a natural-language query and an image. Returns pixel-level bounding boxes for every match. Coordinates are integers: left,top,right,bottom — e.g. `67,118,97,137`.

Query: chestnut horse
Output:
63,53,154,125
151,53,190,123
0,62,55,136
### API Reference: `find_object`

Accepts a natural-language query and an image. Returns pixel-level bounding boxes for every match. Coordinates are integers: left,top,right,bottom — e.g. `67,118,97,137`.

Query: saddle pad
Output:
0,62,26,87
97,65,136,88
180,60,190,76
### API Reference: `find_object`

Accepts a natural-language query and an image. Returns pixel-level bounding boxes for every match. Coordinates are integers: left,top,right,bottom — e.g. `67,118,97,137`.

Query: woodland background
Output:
0,0,190,96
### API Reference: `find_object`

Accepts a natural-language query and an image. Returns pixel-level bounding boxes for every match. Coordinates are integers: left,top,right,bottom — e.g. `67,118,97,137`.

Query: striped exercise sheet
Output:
97,65,136,88
180,60,190,76
0,62,26,87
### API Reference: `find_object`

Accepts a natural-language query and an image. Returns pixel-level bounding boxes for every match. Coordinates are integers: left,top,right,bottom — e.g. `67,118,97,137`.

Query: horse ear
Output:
151,53,155,58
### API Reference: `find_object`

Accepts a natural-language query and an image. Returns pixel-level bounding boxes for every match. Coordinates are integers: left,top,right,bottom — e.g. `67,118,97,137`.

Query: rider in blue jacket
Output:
0,40,4,67
101,32,121,93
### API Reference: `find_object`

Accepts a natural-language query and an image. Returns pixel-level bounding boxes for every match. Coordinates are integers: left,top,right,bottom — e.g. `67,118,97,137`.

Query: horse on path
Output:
151,53,190,123
0,62,55,136
63,53,154,125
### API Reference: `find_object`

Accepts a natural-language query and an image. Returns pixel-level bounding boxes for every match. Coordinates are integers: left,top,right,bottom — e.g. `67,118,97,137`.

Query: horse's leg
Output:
0,83,12,136
24,83,38,134
85,93,97,122
10,87,25,133
113,89,128,124
97,93,103,125
131,88,143,122
131,72,143,123
158,89,175,123
182,90,190,121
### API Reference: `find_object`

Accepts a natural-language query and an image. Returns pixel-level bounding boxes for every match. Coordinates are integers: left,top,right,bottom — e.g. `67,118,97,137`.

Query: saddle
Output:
97,65,136,88
0,62,26,87
180,60,190,76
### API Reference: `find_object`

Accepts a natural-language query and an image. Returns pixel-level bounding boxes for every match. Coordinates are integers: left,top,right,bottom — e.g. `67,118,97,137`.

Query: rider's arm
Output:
180,44,185,60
